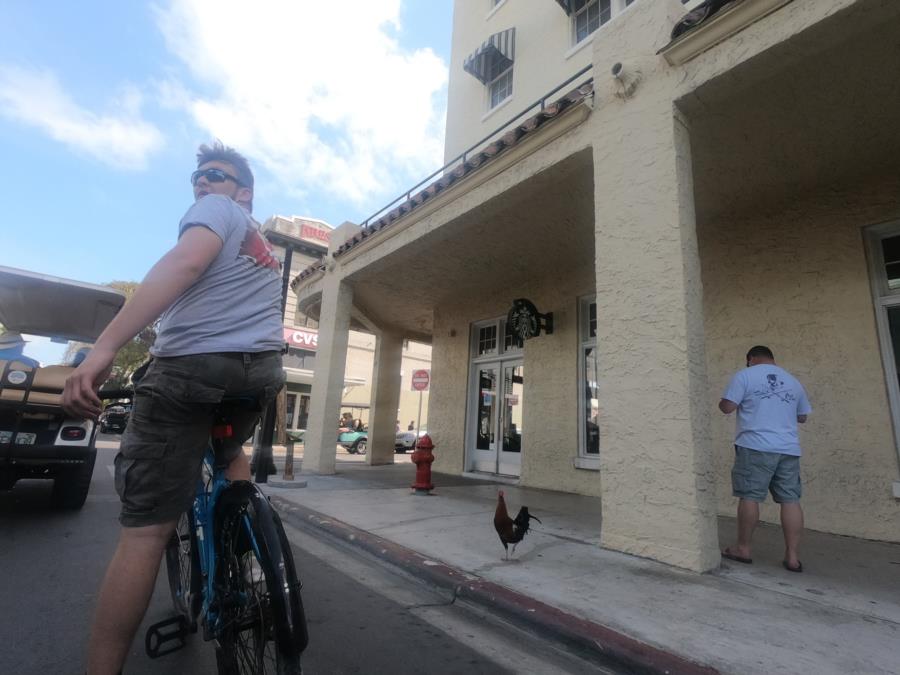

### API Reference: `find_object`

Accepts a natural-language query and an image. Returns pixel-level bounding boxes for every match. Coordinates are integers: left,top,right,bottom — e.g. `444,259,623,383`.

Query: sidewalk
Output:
261,454,900,675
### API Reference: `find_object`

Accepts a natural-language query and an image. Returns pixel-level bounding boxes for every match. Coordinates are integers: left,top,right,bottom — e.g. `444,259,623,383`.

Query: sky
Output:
0,0,454,286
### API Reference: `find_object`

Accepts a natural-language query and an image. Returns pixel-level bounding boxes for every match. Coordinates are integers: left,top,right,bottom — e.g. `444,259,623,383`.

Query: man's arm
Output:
719,399,738,414
63,226,224,419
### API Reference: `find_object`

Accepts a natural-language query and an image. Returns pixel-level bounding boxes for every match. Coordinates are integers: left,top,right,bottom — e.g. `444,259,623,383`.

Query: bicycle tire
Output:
215,485,307,675
165,509,201,625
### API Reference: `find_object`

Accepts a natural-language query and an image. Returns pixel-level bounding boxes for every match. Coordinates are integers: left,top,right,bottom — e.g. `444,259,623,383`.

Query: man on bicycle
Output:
63,141,285,675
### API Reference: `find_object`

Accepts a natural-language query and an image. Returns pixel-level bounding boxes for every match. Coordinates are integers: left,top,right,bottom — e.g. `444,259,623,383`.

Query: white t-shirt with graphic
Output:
722,364,812,456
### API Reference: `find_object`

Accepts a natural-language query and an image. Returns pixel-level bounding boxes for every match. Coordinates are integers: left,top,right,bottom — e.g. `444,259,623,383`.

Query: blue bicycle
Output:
102,391,308,674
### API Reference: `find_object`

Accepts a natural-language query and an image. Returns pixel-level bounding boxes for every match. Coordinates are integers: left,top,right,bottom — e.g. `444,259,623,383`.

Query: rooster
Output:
494,490,541,560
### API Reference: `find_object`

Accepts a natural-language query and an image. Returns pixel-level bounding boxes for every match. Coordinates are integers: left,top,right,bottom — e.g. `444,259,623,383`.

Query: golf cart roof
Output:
0,266,127,343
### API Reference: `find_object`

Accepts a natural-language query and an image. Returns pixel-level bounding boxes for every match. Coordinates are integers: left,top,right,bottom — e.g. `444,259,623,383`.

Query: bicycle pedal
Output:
145,615,189,659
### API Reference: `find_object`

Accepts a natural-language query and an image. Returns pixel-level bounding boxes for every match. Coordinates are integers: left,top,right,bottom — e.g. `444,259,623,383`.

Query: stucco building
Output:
292,0,900,571
261,215,431,434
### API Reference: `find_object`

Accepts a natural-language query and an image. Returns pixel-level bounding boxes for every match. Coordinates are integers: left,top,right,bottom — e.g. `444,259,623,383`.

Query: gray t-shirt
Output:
151,195,283,357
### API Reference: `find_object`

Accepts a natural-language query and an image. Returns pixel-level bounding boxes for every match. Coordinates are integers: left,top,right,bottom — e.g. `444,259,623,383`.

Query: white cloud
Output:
154,0,448,209
0,65,164,169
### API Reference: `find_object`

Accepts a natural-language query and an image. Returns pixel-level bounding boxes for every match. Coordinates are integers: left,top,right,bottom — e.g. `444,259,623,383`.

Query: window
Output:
473,317,521,359
294,310,318,330
477,324,498,356
463,28,515,110
865,223,900,466
488,66,513,108
572,0,611,44
283,347,316,372
578,296,600,465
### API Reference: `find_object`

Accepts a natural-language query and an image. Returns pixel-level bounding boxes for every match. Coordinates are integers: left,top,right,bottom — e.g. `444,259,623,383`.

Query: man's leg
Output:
780,502,803,568
732,498,760,559
225,448,251,481
725,446,770,560
86,521,176,675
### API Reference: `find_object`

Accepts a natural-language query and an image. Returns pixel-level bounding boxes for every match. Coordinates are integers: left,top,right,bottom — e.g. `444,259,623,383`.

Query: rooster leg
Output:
510,542,518,559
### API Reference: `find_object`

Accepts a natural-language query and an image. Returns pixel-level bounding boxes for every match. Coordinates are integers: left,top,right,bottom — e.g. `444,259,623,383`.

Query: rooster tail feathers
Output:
513,506,541,528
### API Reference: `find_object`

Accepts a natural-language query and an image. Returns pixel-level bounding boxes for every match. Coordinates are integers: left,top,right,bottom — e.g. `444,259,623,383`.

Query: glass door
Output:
470,364,499,473
468,361,523,477
498,362,523,476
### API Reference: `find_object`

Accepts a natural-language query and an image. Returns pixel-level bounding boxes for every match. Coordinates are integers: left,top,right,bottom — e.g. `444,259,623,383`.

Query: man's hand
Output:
63,348,116,420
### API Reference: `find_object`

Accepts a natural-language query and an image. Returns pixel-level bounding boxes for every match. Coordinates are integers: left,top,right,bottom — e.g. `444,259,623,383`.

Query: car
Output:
0,266,127,509
337,429,367,454
99,402,131,434
395,428,426,453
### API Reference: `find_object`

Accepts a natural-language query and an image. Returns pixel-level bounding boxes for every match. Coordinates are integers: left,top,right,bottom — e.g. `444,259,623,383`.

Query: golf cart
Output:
0,266,126,509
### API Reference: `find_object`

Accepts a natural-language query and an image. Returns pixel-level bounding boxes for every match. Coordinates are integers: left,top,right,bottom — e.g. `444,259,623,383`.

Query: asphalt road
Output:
0,437,613,675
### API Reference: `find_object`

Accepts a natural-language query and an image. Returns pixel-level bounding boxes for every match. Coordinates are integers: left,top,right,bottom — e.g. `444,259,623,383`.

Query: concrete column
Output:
589,0,718,571
367,332,403,466
302,278,353,474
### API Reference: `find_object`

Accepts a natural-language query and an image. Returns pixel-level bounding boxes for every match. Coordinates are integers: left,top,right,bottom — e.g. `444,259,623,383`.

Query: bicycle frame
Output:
191,443,227,638
190,443,267,642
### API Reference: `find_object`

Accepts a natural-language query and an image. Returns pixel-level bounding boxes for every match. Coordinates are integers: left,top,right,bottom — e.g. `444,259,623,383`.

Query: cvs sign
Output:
283,327,318,351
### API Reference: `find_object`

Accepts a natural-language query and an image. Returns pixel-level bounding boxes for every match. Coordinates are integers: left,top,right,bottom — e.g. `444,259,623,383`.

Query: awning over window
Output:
555,0,575,14
463,27,516,84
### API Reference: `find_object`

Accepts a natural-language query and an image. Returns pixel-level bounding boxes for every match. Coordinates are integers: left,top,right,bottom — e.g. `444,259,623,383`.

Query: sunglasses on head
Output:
190,168,244,187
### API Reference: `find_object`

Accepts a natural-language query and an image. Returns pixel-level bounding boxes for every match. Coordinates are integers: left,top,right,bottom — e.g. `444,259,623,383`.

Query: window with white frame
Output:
866,223,900,459
463,27,515,110
572,0,611,44
578,296,600,460
487,58,513,109
472,317,521,359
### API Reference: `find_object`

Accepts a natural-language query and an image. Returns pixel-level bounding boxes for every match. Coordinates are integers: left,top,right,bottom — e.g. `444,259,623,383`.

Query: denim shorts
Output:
731,445,802,504
115,352,284,527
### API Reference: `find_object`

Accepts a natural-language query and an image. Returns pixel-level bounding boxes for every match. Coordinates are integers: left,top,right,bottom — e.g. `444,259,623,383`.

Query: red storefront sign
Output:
300,223,330,245
283,327,318,351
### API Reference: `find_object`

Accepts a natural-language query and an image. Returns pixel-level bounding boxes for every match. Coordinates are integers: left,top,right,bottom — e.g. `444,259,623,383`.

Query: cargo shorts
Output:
731,445,802,504
115,352,284,527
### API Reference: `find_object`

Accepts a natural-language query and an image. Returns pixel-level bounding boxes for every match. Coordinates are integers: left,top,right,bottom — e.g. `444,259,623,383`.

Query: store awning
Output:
463,28,516,84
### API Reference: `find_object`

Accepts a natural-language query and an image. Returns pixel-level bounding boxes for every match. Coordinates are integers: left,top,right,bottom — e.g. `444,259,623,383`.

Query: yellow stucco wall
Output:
429,265,599,496
700,177,900,542
445,0,611,162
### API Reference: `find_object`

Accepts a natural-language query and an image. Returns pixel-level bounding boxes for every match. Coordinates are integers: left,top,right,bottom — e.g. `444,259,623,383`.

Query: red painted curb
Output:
270,496,719,675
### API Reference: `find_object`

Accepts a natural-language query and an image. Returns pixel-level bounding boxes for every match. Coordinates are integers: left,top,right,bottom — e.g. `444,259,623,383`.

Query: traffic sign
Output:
411,369,430,392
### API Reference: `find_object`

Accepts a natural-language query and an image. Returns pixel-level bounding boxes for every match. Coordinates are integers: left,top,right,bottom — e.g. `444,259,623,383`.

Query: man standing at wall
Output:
719,345,811,573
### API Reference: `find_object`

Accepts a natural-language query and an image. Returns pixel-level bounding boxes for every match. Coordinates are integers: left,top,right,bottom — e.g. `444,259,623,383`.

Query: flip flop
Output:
721,549,753,564
783,560,803,573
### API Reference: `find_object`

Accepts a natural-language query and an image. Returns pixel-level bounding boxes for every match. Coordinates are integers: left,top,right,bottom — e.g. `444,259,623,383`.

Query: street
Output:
0,437,613,675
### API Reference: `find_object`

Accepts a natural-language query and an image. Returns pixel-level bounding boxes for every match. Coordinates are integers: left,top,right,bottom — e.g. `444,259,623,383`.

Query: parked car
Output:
0,266,126,509
338,429,367,454
99,402,131,434
395,428,427,453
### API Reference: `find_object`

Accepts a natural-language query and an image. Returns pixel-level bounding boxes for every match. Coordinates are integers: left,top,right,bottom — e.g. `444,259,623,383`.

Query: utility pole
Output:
254,244,294,483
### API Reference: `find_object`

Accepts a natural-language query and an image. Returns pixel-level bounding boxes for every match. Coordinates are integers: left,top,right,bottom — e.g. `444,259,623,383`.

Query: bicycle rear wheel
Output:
165,509,200,626
215,488,307,675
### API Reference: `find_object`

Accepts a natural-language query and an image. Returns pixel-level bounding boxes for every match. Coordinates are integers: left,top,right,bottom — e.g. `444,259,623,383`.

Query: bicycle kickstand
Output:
145,615,189,658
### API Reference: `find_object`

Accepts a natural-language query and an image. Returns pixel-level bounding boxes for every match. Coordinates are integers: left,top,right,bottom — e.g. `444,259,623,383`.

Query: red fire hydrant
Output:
410,434,435,494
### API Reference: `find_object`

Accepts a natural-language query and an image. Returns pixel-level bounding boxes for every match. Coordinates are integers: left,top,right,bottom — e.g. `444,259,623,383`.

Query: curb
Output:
269,496,719,675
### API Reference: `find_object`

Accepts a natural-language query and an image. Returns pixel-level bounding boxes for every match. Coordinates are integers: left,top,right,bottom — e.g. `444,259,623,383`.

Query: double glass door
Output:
470,361,524,476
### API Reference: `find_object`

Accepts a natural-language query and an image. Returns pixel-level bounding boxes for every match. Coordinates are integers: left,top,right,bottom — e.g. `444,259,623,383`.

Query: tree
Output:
104,281,156,388
64,281,155,388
